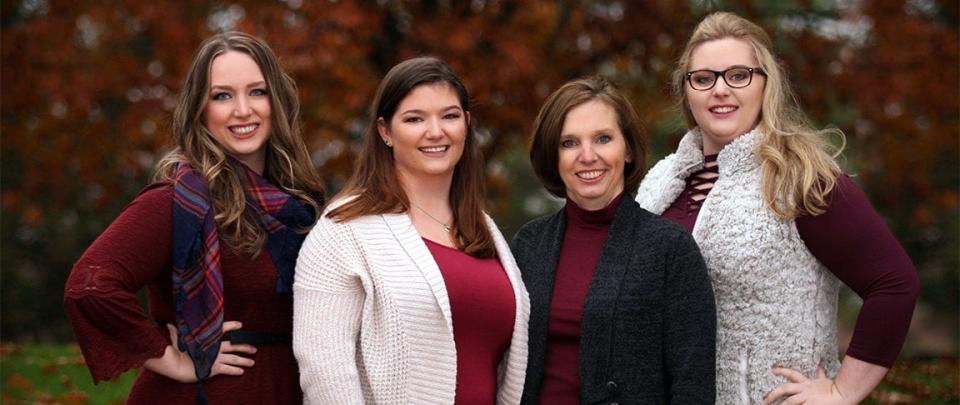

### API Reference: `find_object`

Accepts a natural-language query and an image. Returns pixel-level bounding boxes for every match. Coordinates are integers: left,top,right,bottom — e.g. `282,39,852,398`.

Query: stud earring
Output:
384,139,392,147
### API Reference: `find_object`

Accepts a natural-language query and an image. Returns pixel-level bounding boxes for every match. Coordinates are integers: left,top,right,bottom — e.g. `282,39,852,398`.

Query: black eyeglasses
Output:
685,66,767,91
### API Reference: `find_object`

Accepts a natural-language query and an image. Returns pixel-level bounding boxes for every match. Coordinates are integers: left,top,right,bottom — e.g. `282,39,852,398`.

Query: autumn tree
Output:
2,0,956,347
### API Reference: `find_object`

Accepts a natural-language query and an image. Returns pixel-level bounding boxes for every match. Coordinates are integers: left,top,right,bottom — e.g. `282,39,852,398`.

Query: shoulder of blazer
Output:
512,209,564,244
608,197,693,252
511,209,564,254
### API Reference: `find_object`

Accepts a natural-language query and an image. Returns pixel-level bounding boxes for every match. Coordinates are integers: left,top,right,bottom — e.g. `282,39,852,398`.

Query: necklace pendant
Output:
413,203,452,234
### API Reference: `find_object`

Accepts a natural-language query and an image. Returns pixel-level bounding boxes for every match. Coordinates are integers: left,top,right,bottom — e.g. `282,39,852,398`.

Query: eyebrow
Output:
689,64,752,71
209,81,267,91
399,105,463,115
561,128,618,138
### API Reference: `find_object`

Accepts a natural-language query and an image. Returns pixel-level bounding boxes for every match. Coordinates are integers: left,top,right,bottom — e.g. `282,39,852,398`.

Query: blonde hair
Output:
673,12,844,218
155,32,324,253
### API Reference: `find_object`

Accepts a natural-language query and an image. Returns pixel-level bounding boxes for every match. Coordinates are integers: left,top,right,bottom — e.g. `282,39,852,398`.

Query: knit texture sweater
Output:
513,197,716,404
64,184,302,404
537,195,619,404
293,197,529,405
637,128,842,404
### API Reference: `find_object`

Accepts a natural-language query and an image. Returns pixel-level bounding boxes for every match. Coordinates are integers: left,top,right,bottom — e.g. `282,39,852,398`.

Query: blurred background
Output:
2,0,957,402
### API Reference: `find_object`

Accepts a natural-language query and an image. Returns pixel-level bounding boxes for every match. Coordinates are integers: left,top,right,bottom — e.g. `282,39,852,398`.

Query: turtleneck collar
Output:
564,192,622,231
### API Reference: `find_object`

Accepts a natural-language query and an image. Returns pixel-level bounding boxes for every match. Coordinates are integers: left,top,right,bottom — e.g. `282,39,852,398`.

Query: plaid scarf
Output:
171,161,314,385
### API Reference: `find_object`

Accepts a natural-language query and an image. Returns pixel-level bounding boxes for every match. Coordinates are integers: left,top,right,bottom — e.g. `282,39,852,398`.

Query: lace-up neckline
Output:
685,154,719,213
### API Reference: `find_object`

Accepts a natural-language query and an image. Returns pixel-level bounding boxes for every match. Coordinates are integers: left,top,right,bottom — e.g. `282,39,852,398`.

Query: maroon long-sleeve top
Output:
424,238,516,405
63,184,302,404
663,156,919,368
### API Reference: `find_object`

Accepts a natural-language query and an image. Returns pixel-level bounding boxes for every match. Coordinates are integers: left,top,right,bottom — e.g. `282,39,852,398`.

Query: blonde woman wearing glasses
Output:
636,12,919,404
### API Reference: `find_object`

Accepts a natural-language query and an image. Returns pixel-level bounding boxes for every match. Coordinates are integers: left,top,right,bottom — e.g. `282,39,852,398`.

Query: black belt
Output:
224,330,292,345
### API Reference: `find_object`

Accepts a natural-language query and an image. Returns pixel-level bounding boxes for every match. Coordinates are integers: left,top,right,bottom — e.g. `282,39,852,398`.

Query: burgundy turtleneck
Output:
538,193,622,405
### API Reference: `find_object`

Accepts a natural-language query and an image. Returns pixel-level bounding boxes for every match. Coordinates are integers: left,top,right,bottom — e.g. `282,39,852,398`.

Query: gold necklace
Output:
413,204,452,233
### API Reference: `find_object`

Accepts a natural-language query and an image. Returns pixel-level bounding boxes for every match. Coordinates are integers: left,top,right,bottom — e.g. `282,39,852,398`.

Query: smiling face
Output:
557,99,629,210
203,50,272,173
685,37,765,155
378,83,468,184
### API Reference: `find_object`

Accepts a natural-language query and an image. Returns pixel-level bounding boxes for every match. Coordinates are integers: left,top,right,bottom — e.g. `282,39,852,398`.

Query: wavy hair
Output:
672,12,844,218
155,31,325,253
327,56,496,258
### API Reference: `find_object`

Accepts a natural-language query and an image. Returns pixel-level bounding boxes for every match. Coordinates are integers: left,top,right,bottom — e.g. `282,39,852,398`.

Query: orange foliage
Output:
5,373,32,392
1,1,957,341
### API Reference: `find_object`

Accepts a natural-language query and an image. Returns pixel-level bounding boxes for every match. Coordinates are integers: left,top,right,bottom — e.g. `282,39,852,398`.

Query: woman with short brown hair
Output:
514,76,715,404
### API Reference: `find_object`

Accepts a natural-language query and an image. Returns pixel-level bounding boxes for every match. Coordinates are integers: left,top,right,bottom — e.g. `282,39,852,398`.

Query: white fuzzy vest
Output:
636,129,840,404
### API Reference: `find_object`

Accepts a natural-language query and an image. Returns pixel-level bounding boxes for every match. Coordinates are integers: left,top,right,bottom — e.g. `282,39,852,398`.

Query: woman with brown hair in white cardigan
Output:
293,57,529,404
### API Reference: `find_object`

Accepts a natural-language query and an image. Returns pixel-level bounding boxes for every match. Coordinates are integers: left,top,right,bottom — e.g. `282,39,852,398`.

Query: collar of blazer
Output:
525,196,643,287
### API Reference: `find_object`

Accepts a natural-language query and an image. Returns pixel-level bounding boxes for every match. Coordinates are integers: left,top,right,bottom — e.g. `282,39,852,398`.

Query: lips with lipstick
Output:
709,105,738,115
229,123,259,138
576,169,606,180
419,145,449,153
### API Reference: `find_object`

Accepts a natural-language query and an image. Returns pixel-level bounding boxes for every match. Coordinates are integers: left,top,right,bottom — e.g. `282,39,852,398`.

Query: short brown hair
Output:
529,76,647,199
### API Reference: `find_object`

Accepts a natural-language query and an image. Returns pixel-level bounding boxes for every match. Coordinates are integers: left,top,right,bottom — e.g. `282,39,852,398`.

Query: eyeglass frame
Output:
685,66,767,91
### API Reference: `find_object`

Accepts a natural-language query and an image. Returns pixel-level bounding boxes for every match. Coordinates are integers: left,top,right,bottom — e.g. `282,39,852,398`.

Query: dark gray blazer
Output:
511,197,716,404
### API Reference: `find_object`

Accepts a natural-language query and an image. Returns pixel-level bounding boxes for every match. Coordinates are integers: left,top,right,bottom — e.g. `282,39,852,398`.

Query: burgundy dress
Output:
424,238,515,405
663,155,918,367
63,184,302,404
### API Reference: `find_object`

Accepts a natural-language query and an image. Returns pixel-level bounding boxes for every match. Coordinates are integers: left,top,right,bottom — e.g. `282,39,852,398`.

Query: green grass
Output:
1,343,136,404
1,343,956,403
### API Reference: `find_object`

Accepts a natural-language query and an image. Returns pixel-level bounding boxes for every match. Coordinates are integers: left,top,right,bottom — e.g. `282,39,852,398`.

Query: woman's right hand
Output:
143,321,258,383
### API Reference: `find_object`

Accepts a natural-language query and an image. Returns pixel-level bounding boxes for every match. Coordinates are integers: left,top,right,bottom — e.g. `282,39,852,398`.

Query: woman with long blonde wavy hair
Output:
65,31,323,403
636,11,919,404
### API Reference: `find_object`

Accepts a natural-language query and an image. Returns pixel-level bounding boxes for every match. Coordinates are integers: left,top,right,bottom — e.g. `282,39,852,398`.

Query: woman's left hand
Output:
762,367,850,405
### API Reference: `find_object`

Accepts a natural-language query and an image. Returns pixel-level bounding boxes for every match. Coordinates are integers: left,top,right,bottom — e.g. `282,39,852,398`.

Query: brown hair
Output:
155,31,325,253
529,76,647,198
672,12,843,218
327,56,496,258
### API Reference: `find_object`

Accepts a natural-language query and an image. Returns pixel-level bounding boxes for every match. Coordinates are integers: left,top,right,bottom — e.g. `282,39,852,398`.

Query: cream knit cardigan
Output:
293,198,529,404
636,129,841,404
